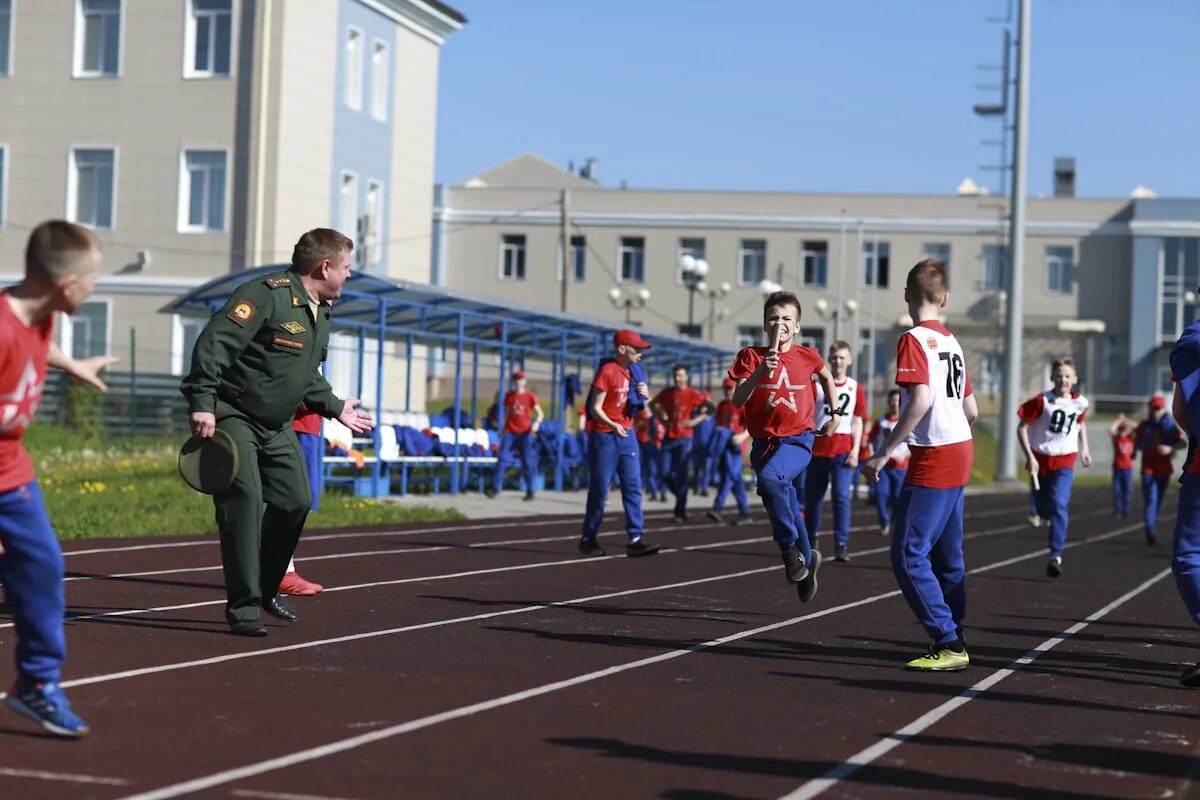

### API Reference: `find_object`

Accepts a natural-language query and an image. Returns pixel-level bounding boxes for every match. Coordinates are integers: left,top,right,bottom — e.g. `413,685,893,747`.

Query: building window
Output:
75,0,121,77
1045,245,1073,294
980,351,1002,398
570,235,585,282
0,0,11,76
619,237,645,283
171,315,207,375
1160,237,1200,341
1100,334,1126,384
802,240,827,288
178,150,227,232
337,171,358,242
362,179,383,268
500,234,526,281
797,326,825,355
185,0,232,77
69,147,116,229
980,243,1009,291
344,26,363,110
736,325,763,350
864,240,890,288
71,301,110,358
677,323,702,340
923,243,951,287
676,237,705,284
738,239,766,286
370,39,388,121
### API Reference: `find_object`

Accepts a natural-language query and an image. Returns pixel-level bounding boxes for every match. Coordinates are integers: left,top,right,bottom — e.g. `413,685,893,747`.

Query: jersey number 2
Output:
939,352,965,399
825,393,851,416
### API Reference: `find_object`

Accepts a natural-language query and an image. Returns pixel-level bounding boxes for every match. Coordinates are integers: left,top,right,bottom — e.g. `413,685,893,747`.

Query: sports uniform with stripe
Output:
581,361,644,544
1136,410,1179,540
652,385,709,520
890,322,975,647
711,395,751,518
868,414,910,530
1019,391,1089,559
1169,323,1200,633
804,378,868,555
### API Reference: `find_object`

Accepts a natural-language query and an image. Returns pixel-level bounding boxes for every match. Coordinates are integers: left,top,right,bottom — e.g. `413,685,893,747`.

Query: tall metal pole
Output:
836,210,847,343
559,189,571,312
996,0,1030,481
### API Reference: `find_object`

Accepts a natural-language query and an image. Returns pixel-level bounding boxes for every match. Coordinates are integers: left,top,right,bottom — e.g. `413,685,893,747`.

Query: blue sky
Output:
435,1,1198,199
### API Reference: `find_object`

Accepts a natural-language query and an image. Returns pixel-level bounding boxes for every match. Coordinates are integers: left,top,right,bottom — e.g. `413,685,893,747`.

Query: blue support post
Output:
450,312,465,494
555,331,567,491
405,333,413,411
470,341,479,427
371,298,386,497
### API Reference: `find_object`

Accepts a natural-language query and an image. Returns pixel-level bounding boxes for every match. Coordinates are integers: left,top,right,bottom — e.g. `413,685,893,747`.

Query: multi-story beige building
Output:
436,153,1200,410
0,0,463,408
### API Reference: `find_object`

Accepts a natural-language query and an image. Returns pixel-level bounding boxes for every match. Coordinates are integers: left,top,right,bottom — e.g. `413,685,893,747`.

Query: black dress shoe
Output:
523,491,535,501
230,620,268,637
578,539,607,557
264,593,298,622
626,539,660,557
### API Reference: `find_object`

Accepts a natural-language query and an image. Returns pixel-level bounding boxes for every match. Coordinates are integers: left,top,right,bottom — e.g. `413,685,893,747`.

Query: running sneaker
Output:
905,643,970,671
705,509,724,524
279,571,323,596
1026,514,1043,528
834,544,850,562
6,681,89,738
732,513,753,525
880,524,891,536
780,545,808,584
797,550,822,603
1181,662,1200,688
1046,556,1063,578
626,539,661,557
578,539,607,557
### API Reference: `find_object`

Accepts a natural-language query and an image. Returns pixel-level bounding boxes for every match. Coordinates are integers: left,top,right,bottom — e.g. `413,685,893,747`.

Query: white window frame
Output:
70,298,113,359
0,0,14,77
980,244,1009,291
73,0,123,78
338,170,358,241
344,26,363,111
66,146,118,230
171,314,207,375
1045,245,1074,295
363,179,384,268
499,234,526,281
801,240,828,288
676,237,705,285
370,38,389,121
737,239,766,286
618,237,645,284
735,325,763,350
0,144,7,228
863,240,891,288
183,0,236,79
177,148,229,233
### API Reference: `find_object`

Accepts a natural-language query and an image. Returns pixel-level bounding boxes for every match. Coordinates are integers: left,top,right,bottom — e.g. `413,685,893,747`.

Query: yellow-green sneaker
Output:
905,644,969,671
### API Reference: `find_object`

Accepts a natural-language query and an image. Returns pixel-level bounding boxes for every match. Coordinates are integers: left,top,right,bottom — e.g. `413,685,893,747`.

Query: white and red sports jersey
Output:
0,292,53,494
1019,391,1088,471
895,321,974,488
811,377,867,457
869,415,911,468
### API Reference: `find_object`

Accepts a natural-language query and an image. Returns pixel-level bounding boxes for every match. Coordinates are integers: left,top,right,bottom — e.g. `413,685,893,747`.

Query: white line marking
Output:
778,567,1176,800
230,789,362,800
0,766,130,785
112,520,1143,800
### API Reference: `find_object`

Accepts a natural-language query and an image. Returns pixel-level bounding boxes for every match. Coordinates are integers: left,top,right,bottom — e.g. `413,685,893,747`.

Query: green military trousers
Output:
213,412,311,625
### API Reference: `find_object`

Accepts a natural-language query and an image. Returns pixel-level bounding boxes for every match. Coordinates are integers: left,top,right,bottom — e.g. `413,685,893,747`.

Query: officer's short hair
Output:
25,220,100,283
292,228,354,273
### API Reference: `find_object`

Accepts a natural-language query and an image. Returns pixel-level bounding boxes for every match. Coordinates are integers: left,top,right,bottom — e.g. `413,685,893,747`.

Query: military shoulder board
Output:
264,276,291,289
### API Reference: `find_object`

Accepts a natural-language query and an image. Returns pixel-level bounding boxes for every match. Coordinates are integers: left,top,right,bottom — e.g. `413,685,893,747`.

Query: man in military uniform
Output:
181,228,374,637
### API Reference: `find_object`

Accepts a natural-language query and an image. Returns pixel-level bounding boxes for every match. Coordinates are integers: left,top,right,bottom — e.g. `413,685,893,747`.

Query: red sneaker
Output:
279,571,323,596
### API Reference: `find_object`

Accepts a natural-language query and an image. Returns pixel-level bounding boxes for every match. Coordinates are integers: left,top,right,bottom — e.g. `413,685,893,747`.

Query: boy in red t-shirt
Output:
278,406,325,596
867,389,910,535
706,379,752,524
0,221,114,736
651,365,713,523
1109,413,1135,518
864,259,977,671
578,330,661,557
1136,395,1182,545
486,370,544,502
729,291,839,602
635,408,665,502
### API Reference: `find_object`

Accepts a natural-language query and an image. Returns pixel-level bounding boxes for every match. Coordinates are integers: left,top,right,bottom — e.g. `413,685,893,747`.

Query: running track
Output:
0,488,1196,799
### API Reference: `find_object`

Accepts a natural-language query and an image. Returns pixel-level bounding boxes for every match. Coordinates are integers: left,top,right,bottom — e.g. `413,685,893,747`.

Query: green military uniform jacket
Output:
181,268,343,430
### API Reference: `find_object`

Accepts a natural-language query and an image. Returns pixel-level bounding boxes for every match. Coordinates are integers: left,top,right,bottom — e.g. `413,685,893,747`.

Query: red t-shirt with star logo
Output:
652,386,708,439
502,390,539,434
0,292,53,493
587,361,633,433
727,345,825,439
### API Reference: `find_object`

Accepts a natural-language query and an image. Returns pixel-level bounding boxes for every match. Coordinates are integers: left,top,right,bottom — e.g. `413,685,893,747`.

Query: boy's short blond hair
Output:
1052,358,1076,372
906,259,948,304
25,220,100,282
830,340,852,355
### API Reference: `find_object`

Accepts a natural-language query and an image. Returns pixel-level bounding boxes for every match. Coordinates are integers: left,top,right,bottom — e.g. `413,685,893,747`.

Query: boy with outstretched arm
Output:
1017,358,1092,578
864,259,977,671
1109,413,1136,518
729,291,839,603
707,378,752,525
0,221,117,736
650,365,713,524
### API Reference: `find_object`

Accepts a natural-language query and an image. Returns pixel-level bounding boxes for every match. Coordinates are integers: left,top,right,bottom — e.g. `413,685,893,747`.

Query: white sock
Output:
287,558,297,573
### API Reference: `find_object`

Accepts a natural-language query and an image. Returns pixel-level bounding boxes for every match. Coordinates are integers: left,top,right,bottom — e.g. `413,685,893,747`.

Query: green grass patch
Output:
968,422,999,486
26,422,463,540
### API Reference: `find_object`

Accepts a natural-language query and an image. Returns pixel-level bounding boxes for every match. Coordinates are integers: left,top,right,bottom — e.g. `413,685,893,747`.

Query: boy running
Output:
1136,396,1181,545
1017,358,1092,577
729,291,839,602
804,341,867,561
1109,413,1136,518
1,221,115,736
650,365,713,524
486,370,544,501
864,259,977,671
707,379,752,525
867,388,910,535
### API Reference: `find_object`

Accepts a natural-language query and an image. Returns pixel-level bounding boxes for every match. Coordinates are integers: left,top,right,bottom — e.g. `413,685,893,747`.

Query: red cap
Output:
512,370,525,380
1149,395,1167,409
613,329,652,349
722,378,736,389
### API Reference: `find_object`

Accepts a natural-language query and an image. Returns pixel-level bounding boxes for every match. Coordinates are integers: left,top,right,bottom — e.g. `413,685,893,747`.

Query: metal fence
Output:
37,371,190,437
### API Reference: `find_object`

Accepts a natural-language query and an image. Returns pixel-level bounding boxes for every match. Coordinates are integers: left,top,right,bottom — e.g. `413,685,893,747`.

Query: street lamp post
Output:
814,297,858,348
608,286,651,325
696,279,732,341
679,254,710,338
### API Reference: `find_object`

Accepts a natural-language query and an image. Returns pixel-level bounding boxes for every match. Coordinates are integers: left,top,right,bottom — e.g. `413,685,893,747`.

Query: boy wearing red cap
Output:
729,291,839,602
578,330,660,557
651,365,713,523
707,379,752,524
486,370,544,501
1109,412,1136,518
1136,395,1181,545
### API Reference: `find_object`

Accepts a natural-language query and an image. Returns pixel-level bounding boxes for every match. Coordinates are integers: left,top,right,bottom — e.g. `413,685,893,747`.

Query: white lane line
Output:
778,567,1176,800
111,521,1142,800
0,766,130,785
231,790,362,800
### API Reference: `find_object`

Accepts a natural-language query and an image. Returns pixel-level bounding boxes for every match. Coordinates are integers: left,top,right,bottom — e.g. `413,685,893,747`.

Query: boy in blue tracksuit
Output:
1168,320,1200,687
706,379,752,524
1136,396,1181,545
